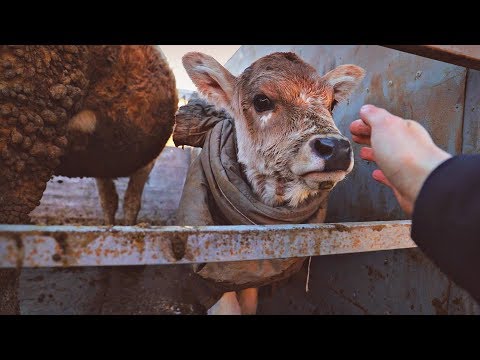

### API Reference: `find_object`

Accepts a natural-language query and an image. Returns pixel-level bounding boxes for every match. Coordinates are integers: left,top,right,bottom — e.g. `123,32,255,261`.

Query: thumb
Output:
359,104,402,128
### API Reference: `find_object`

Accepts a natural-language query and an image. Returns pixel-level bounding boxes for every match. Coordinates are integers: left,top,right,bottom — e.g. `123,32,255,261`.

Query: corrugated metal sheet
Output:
257,248,480,315
225,45,466,222
224,45,479,315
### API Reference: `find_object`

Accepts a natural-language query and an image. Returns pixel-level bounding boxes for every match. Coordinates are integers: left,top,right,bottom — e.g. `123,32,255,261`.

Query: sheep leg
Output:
207,292,242,315
123,160,155,225
95,178,118,225
237,287,258,315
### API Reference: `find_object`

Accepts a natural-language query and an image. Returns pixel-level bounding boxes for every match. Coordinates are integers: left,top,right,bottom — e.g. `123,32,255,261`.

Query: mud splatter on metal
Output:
0,221,413,268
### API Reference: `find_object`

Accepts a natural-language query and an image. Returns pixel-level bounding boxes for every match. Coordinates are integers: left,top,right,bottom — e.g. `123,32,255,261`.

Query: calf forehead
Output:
249,52,316,74
239,53,331,102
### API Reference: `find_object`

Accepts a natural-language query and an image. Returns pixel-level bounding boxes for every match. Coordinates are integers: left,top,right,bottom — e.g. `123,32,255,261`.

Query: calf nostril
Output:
313,138,335,158
309,137,352,171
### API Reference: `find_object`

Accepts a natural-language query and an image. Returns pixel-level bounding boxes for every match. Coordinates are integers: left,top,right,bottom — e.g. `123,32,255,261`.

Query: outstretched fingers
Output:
352,135,371,146
350,119,371,137
359,147,375,161
372,169,393,188
373,169,413,215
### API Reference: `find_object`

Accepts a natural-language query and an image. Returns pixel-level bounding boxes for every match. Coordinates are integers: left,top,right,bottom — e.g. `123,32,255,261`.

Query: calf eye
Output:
253,94,274,112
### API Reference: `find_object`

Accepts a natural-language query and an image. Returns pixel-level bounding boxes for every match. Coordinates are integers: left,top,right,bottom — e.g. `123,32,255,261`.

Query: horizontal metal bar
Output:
384,45,480,71
0,221,414,268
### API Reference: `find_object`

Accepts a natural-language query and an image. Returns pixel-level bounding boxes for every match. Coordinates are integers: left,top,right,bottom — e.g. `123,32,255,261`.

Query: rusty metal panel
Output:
257,248,480,315
385,45,480,71
18,266,203,315
19,267,108,314
18,248,479,315
0,221,414,268
462,69,480,154
226,45,466,222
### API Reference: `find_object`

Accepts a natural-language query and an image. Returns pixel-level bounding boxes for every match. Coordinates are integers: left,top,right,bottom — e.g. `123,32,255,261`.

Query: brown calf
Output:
182,51,365,314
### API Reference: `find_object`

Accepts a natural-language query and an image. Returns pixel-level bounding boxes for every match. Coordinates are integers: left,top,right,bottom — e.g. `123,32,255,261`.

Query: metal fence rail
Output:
384,45,480,71
0,221,414,268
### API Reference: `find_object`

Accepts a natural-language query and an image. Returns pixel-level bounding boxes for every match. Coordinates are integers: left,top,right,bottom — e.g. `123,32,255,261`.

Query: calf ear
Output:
182,52,236,111
322,64,366,103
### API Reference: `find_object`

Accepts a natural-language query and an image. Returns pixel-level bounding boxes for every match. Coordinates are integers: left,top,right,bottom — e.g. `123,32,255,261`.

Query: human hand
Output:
350,105,452,216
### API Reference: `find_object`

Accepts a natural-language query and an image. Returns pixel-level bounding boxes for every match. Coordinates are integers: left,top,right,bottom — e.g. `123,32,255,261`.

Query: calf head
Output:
183,52,365,207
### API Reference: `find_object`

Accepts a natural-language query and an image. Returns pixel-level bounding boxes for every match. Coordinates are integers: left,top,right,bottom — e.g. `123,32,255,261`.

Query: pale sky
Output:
160,45,241,91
